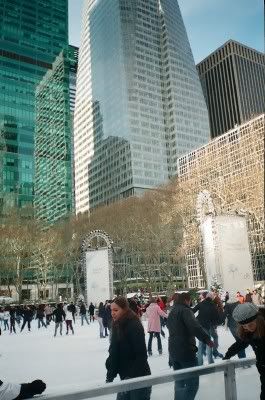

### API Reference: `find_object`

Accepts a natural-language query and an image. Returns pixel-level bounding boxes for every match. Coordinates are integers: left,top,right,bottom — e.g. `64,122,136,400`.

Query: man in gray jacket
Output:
167,292,213,400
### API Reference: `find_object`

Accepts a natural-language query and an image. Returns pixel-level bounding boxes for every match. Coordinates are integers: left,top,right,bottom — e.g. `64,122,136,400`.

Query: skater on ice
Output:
105,296,151,400
223,303,265,400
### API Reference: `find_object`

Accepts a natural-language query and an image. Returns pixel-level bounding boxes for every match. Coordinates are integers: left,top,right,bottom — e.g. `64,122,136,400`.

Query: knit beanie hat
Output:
232,303,259,325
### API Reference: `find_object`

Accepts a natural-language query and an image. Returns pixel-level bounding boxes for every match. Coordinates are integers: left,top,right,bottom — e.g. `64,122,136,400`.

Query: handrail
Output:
43,357,256,400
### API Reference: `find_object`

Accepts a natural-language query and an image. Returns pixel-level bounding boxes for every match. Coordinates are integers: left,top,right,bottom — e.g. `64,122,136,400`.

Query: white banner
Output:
85,249,110,306
201,215,254,294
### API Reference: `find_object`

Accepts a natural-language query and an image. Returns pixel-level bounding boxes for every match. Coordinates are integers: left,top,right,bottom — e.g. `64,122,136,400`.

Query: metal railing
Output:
43,358,256,400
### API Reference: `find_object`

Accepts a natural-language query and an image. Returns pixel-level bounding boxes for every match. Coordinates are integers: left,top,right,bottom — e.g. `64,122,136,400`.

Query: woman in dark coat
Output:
223,303,265,400
105,297,151,400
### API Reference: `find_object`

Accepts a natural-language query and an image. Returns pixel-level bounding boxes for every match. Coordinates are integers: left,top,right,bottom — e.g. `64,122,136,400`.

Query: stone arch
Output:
81,230,114,302
82,230,113,251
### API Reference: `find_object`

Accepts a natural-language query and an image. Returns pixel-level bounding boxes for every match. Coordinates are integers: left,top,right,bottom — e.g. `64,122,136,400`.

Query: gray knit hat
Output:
232,303,259,325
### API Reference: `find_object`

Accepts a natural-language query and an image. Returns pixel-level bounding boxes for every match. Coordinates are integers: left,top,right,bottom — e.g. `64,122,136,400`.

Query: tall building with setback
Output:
74,0,210,213
0,0,68,212
34,49,73,224
197,40,265,138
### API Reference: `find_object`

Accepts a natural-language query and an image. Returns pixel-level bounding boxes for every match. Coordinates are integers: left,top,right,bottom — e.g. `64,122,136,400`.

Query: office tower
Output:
68,45,79,115
74,0,210,213
197,40,265,138
0,0,68,212
34,50,72,224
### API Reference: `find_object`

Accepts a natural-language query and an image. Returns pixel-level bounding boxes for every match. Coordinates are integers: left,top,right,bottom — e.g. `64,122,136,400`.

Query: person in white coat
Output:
146,298,167,356
65,305,74,335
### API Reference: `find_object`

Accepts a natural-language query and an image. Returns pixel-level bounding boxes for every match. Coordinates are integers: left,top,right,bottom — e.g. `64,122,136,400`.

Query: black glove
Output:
18,380,46,399
30,380,46,394
222,356,230,360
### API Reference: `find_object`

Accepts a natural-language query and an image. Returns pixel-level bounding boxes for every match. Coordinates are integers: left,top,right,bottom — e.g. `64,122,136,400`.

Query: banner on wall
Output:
85,248,110,306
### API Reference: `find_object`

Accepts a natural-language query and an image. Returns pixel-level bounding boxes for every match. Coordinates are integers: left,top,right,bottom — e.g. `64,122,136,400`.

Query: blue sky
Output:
68,0,264,63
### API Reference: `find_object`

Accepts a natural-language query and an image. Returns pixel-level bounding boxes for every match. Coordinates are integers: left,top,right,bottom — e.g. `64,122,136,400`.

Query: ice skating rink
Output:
1,320,259,399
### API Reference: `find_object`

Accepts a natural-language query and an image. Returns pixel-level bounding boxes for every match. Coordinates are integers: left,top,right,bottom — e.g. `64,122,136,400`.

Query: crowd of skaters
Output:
0,300,98,336
1,286,265,400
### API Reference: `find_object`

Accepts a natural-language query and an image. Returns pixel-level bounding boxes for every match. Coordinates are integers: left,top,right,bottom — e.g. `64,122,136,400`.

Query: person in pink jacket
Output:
146,298,168,356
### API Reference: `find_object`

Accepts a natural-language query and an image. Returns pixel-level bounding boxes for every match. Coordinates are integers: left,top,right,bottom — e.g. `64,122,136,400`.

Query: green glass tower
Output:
0,0,68,211
34,49,73,224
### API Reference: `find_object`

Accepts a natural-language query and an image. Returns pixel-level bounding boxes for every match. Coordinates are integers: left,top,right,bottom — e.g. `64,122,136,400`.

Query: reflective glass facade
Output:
34,50,72,224
197,40,265,138
0,0,68,211
74,0,210,212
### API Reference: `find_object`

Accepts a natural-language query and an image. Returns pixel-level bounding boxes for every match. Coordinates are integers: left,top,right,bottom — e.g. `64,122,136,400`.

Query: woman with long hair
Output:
223,303,265,399
105,297,151,400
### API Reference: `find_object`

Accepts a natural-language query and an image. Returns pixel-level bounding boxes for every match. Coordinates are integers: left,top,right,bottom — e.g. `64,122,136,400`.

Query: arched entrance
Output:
81,230,114,305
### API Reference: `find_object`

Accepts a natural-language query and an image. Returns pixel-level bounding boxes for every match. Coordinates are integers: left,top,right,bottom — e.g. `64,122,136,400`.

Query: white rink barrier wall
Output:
43,358,256,400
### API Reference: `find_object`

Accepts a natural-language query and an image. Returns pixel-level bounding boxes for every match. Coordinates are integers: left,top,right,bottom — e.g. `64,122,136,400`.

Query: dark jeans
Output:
148,332,162,353
116,387,151,400
66,320,74,334
21,319,31,332
10,320,16,333
211,327,222,357
3,320,9,330
89,314,95,322
37,318,47,328
54,322,63,336
173,358,199,400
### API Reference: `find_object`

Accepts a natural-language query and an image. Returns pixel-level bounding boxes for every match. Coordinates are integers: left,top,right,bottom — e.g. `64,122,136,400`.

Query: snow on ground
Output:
0,318,260,399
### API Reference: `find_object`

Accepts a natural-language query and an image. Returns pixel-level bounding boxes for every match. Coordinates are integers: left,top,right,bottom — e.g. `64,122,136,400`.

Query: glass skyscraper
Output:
34,49,73,224
0,0,68,212
74,0,210,212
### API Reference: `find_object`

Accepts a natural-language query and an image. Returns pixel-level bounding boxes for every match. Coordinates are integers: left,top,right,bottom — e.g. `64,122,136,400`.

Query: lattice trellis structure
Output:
177,114,264,286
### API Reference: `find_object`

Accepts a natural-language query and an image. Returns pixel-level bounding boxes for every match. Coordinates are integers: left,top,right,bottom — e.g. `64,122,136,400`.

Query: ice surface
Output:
0,319,259,399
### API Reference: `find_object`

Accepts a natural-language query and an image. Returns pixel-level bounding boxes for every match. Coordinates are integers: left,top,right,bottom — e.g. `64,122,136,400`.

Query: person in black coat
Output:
0,379,46,400
68,302,77,323
36,305,47,329
88,302,95,322
20,307,34,332
79,302,89,326
105,297,151,400
223,303,265,400
167,292,213,400
193,292,221,365
10,307,16,334
103,301,112,337
52,304,66,337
